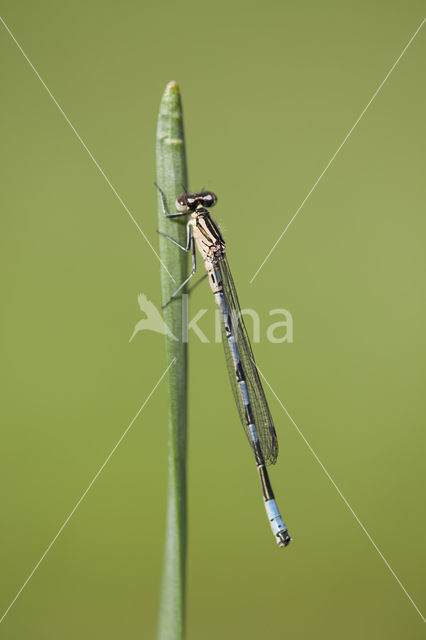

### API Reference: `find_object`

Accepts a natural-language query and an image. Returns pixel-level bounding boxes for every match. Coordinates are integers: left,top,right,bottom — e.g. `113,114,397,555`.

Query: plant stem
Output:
156,81,188,640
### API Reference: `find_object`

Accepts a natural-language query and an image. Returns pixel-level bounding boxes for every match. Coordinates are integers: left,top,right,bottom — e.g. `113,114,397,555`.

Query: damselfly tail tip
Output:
277,531,292,548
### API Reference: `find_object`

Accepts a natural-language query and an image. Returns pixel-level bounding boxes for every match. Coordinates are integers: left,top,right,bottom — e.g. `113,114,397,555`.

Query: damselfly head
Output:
176,191,218,213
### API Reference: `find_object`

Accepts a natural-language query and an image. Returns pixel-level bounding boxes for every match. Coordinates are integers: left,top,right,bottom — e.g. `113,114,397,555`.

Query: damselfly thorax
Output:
178,191,226,293
189,212,225,295
190,211,224,259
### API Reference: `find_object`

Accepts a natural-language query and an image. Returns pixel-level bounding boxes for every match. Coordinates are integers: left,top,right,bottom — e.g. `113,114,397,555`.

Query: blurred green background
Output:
0,1,425,638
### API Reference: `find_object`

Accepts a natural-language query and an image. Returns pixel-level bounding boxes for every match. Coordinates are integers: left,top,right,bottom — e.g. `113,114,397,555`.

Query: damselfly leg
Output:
155,182,187,219
158,233,196,308
156,184,197,307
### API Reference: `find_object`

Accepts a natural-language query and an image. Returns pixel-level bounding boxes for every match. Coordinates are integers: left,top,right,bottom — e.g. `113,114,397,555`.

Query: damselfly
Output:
157,185,291,548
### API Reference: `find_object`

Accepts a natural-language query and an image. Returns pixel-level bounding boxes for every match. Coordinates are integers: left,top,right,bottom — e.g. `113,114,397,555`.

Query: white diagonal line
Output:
0,358,175,626
249,17,426,283
254,361,425,623
0,16,175,283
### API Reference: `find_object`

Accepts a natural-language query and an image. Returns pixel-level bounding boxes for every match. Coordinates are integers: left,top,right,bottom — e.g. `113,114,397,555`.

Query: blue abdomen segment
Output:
265,499,291,547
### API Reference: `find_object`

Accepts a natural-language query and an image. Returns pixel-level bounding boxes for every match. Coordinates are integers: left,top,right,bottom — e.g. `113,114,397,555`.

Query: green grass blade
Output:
156,81,188,640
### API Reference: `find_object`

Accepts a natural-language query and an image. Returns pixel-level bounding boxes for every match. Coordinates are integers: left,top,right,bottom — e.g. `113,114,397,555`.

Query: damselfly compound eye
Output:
176,194,188,211
201,191,218,207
